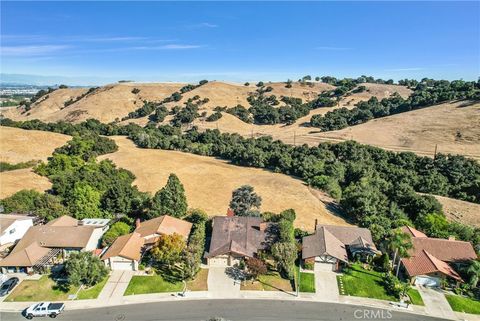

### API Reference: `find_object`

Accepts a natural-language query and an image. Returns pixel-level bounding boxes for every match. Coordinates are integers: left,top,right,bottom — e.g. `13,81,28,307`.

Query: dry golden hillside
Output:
0,127,71,198
0,126,71,163
0,169,52,198
98,136,348,230
194,101,480,159
1,83,186,123
432,195,480,228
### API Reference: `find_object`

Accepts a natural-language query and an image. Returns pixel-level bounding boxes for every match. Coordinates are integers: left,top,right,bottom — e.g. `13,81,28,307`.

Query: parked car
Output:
0,277,19,296
25,302,65,319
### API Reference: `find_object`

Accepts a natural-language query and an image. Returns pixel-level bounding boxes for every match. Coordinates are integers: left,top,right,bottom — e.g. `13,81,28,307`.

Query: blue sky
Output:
1,1,479,85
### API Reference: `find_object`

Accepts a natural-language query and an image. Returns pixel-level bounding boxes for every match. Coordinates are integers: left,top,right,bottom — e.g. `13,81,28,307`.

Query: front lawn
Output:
337,264,396,301
76,277,109,300
446,294,480,315
124,275,183,296
186,268,209,291
5,275,109,302
241,271,294,292
407,288,424,306
294,266,315,293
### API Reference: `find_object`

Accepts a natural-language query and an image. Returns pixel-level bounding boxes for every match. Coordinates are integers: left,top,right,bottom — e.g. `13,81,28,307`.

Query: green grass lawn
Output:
337,264,396,301
124,275,183,296
407,288,424,306
241,271,295,292
5,275,109,302
446,294,480,315
5,276,78,302
294,266,315,293
76,277,109,300
299,272,315,293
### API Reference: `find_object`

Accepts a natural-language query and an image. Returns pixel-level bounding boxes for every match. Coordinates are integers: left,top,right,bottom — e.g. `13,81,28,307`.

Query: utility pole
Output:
434,144,438,159
293,131,296,146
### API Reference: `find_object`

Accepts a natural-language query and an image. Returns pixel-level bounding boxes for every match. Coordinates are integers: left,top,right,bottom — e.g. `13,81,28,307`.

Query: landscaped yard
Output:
241,271,294,292
295,266,315,293
5,275,108,302
337,264,396,301
186,268,209,291
446,294,480,315
124,275,183,296
77,277,109,300
407,288,424,306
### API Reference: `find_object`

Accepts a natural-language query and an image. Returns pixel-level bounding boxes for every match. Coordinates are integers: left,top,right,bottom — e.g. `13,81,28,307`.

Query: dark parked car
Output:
0,277,19,296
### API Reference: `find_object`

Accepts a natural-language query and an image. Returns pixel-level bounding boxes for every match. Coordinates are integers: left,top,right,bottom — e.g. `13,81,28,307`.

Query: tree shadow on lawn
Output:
256,277,296,296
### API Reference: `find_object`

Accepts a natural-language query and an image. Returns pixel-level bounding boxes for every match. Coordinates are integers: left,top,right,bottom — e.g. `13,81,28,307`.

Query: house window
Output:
9,228,16,234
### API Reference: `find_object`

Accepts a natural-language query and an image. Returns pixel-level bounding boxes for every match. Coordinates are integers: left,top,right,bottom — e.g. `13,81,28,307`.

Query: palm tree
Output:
387,228,413,277
466,260,480,288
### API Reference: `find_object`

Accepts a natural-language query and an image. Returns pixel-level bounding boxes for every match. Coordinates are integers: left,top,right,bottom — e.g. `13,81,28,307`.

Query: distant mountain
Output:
0,73,117,86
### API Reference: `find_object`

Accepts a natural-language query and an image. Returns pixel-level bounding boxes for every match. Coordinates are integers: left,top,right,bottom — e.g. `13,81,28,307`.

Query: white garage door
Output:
209,256,229,267
415,275,440,287
111,260,134,271
314,262,335,272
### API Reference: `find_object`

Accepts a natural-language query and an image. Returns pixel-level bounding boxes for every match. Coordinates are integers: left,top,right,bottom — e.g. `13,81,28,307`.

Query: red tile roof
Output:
401,226,427,238
401,250,462,281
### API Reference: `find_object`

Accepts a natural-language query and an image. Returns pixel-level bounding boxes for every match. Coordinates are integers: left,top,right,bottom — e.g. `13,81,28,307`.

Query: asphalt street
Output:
1,299,450,321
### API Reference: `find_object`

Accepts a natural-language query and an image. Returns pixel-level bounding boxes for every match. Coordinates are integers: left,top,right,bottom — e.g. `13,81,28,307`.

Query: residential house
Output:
302,224,379,272
0,214,34,248
102,215,193,271
205,216,275,267
0,215,109,273
400,226,477,287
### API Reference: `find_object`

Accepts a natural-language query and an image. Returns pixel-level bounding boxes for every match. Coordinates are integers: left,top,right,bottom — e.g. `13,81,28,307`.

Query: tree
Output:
229,185,262,216
67,182,105,219
0,189,42,213
65,252,108,287
466,260,480,288
387,228,412,277
102,222,131,246
271,242,297,280
151,173,188,218
246,258,267,281
151,233,186,266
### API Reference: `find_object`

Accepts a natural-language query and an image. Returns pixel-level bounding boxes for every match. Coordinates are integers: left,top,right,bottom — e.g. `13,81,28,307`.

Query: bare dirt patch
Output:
0,126,71,163
433,195,480,228
98,136,348,230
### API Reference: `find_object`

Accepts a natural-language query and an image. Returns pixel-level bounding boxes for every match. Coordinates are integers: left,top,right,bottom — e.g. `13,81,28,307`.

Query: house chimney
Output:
135,218,141,229
259,222,267,232
314,219,318,231
226,208,235,217
448,236,456,241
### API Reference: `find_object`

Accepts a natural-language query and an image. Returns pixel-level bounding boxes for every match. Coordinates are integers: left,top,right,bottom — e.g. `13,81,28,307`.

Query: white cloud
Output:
199,22,218,28
1,45,71,56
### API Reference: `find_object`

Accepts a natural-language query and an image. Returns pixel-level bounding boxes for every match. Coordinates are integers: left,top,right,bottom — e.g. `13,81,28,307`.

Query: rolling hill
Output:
98,136,349,230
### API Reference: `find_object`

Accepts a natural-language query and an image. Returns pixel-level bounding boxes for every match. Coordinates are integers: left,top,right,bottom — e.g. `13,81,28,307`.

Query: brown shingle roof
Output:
302,225,376,261
134,215,192,239
0,214,33,234
302,227,348,262
102,233,144,261
0,242,50,267
401,250,463,281
205,216,274,258
46,215,79,227
8,225,96,256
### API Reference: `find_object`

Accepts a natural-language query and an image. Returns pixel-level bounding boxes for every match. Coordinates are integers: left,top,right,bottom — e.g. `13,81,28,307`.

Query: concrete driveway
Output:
207,267,240,298
98,270,134,303
417,286,456,320
313,263,339,302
